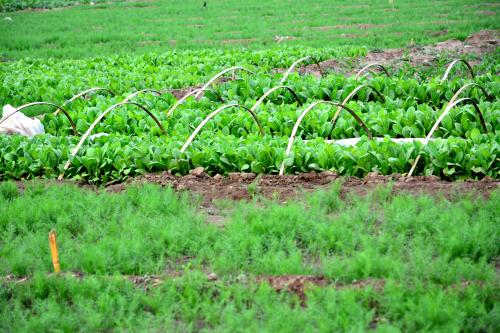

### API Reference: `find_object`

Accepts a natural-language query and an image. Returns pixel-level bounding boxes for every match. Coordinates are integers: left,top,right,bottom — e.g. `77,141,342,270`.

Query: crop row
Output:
3,47,498,106
1,131,497,182
1,56,499,182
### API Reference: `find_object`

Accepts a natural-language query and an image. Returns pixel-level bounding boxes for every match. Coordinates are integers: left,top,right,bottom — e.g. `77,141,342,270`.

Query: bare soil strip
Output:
3,273,488,302
10,172,496,205
123,171,498,205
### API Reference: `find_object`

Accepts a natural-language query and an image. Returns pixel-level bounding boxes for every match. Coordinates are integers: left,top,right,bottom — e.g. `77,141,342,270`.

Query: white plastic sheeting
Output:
0,105,45,137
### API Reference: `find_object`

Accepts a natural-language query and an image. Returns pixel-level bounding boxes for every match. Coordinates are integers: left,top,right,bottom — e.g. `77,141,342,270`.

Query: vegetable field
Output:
1,49,499,183
1,1,499,332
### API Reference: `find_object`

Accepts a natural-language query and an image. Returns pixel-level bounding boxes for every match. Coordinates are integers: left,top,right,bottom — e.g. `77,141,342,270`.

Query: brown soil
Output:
168,77,232,99
0,272,383,301
296,30,499,77
4,272,487,303
256,275,385,301
107,171,500,206
257,275,328,299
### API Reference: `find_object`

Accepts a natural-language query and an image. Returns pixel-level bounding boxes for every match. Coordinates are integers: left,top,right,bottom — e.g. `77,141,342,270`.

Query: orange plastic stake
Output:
48,230,61,273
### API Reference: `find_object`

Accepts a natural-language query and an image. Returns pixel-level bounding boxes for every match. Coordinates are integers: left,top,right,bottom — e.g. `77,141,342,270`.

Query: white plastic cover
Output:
0,104,45,137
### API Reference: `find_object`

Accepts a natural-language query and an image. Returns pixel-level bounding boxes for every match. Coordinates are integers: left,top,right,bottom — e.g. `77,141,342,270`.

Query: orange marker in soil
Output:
48,230,61,273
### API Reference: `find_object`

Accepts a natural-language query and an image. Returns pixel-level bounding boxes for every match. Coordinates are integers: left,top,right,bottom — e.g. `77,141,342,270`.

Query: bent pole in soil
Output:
180,103,264,153
407,97,488,177
59,102,166,180
166,88,225,118
330,83,386,125
279,101,373,175
249,85,303,113
355,63,390,80
122,89,165,103
440,59,475,84
280,56,323,84
446,83,490,107
194,66,255,99
0,102,78,135
63,87,116,106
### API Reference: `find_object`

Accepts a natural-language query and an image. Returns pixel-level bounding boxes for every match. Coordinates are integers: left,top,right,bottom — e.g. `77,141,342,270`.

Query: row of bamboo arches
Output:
0,57,490,179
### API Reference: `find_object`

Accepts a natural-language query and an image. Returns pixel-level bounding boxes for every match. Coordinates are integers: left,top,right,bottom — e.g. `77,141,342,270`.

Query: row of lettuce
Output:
1,51,498,182
1,132,498,182
2,47,498,106
0,47,366,106
40,95,498,139
18,72,500,138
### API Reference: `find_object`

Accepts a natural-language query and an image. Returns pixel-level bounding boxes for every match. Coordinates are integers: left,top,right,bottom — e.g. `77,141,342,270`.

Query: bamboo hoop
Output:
447,83,490,107
355,63,390,80
279,101,373,175
180,103,264,153
331,84,386,124
63,87,115,106
58,102,166,179
194,67,255,98
52,87,115,116
0,102,78,135
249,85,303,113
122,89,165,103
280,56,323,84
407,98,488,177
166,88,225,118
440,59,475,83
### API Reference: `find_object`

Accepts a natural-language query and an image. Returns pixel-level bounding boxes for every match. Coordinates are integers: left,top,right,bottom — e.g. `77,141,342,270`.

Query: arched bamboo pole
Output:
331,84,386,124
406,98,488,177
249,85,303,113
279,101,373,175
180,103,264,153
447,83,490,107
440,59,475,83
63,87,115,106
280,56,323,84
122,89,164,103
58,102,166,179
0,102,78,135
355,63,390,80
166,88,225,118
194,66,255,98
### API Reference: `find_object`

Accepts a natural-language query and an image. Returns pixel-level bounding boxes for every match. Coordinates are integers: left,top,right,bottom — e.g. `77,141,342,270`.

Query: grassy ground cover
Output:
0,181,499,331
1,0,499,59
